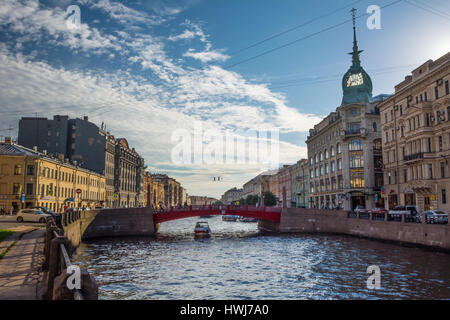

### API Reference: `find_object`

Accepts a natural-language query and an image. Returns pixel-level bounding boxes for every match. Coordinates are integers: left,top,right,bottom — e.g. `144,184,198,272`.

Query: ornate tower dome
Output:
342,8,373,105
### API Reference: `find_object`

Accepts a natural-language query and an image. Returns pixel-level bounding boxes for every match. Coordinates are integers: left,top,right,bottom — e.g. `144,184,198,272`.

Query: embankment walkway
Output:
0,229,47,300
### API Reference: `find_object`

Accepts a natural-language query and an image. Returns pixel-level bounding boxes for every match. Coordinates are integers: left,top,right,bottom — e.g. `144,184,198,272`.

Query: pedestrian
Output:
9,206,14,215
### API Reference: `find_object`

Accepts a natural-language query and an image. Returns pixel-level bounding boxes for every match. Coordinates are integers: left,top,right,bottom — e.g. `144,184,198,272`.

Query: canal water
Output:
72,216,450,300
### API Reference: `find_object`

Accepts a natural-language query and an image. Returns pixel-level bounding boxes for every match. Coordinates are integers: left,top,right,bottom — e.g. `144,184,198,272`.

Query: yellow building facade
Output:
0,142,105,213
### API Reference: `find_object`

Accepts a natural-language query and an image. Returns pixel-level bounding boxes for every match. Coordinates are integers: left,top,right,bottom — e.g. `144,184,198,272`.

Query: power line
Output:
224,0,404,70
405,0,450,20
230,0,365,56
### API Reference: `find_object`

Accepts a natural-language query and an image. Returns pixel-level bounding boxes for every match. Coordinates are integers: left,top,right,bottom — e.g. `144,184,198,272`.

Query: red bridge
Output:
153,205,282,224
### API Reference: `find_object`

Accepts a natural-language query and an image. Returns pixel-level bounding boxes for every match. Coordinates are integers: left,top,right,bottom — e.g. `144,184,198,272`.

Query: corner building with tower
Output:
306,9,388,211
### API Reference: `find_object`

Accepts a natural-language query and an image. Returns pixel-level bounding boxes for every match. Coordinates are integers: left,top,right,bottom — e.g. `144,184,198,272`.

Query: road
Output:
0,216,45,230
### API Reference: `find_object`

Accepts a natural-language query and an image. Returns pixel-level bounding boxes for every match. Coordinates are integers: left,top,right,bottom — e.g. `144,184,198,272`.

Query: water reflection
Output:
73,216,450,300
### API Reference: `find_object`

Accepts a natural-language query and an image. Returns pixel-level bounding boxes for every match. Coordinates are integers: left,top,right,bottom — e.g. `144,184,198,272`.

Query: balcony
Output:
403,152,424,162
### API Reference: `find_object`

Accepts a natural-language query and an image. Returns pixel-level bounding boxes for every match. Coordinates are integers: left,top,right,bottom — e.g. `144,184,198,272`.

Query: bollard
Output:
369,212,373,221
401,213,406,223
384,212,388,221
356,211,360,219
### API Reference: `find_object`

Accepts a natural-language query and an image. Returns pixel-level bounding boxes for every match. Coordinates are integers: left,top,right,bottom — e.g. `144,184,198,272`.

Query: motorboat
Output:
194,221,211,237
222,215,239,222
239,216,258,223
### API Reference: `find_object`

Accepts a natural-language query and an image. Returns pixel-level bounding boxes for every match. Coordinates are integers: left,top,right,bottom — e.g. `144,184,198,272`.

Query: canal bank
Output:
259,208,450,251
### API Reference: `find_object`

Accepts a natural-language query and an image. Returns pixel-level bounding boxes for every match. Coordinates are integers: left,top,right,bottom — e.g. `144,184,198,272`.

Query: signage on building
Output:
113,193,119,201
430,194,436,201
76,189,82,194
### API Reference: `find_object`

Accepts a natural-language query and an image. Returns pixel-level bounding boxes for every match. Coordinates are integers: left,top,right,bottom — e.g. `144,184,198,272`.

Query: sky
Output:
0,0,449,199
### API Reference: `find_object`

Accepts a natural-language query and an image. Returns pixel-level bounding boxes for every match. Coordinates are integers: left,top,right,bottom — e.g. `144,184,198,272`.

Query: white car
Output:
16,209,51,223
422,210,448,224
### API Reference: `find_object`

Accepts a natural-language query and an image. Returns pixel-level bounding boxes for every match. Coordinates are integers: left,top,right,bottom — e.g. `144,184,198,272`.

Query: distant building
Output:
0,140,105,213
290,159,309,208
189,196,218,206
242,169,279,200
277,165,293,207
114,138,144,208
220,187,243,204
152,174,182,206
18,115,106,175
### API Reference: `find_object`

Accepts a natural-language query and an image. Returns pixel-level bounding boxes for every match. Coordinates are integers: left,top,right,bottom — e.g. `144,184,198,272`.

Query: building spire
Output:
349,8,363,67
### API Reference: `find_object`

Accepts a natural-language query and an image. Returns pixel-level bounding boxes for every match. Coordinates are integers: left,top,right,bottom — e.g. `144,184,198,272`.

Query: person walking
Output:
9,206,14,215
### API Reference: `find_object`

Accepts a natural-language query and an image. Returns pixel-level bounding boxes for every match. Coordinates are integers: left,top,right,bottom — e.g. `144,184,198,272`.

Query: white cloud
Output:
183,48,230,63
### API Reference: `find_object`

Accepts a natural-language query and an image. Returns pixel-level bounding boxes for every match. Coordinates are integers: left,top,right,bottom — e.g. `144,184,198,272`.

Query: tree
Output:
262,191,277,207
245,194,259,206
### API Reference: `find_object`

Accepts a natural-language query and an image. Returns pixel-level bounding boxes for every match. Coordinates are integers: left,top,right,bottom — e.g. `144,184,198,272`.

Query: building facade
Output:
18,115,107,175
152,174,182,206
104,134,116,208
277,165,292,207
379,52,450,211
306,14,386,210
114,138,144,207
220,187,244,204
0,141,105,213
290,159,309,208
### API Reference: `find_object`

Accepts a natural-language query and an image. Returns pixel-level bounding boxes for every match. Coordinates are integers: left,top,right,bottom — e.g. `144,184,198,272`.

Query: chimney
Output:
43,150,47,155
4,137,13,144
33,146,38,152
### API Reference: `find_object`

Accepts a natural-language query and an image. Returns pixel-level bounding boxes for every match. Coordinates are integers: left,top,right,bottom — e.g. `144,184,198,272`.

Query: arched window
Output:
330,146,335,157
337,143,342,154
349,139,363,151
373,139,382,151
315,154,318,163
349,109,359,116
325,149,329,159
319,152,323,162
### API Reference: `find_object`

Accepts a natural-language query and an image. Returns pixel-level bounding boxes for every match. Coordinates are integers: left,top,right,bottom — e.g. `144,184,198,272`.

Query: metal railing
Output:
43,213,85,300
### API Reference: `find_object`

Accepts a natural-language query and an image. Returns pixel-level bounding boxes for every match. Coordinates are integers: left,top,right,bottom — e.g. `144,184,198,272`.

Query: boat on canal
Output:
239,216,258,223
194,221,211,237
222,215,239,222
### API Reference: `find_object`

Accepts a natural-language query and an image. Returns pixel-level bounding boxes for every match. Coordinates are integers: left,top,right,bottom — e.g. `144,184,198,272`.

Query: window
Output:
442,189,447,204
373,122,377,132
337,143,341,154
13,183,21,194
337,158,342,170
384,113,388,123
446,80,449,95
331,161,336,173
319,152,323,162
441,162,446,178
325,149,329,159
26,183,33,195
350,155,364,168
399,105,403,116
350,174,365,188
320,166,324,176
325,163,329,174
439,136,443,152
435,86,439,100
310,157,313,165
26,165,34,176
428,138,432,152
315,154,318,163
428,164,433,179
349,109,359,116
330,146,335,156
349,139,363,151
373,139,382,151
403,169,407,183
385,131,389,142
14,165,22,175
347,122,361,133
310,169,314,179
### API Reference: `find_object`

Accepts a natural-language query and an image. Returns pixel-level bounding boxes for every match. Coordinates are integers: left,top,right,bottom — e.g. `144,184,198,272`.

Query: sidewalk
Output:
0,229,47,300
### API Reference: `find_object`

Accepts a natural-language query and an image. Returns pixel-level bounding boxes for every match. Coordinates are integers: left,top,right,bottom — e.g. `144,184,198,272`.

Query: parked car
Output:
16,209,51,223
370,207,388,215
32,206,62,226
354,205,367,214
422,210,448,224
388,205,421,222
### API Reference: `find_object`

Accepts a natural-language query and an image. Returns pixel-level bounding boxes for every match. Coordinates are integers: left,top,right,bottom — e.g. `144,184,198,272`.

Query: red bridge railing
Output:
153,205,281,224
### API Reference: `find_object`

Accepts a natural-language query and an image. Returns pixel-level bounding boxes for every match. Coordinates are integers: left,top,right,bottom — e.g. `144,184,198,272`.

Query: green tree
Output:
245,194,259,205
262,191,277,207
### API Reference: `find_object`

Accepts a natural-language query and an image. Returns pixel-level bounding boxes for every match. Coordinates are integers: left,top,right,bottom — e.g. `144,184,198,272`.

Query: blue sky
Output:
0,0,449,198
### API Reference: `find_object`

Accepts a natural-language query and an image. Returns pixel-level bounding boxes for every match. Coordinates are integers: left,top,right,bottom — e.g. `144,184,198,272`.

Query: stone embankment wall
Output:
63,207,156,247
261,208,450,251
